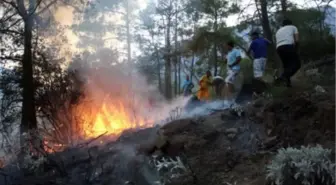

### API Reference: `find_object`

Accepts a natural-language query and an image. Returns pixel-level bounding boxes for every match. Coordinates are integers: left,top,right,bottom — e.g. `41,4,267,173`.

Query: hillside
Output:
0,72,334,185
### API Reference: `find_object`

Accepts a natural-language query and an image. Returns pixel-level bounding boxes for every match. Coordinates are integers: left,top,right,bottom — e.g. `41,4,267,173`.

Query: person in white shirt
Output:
274,19,301,87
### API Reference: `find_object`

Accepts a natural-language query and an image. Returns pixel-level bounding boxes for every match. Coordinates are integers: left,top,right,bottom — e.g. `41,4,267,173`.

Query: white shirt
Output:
275,25,299,48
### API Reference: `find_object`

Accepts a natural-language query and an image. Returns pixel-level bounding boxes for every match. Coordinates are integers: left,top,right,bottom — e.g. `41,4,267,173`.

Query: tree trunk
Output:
126,0,132,64
19,0,38,160
259,0,273,42
190,54,195,81
255,0,262,21
156,48,162,93
21,14,37,133
164,14,172,100
178,55,181,94
213,11,218,76
174,62,177,97
259,0,280,70
174,8,178,97
280,0,287,17
190,20,197,82
178,35,182,94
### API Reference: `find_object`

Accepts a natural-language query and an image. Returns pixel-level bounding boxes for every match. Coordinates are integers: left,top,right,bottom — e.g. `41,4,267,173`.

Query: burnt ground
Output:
0,50,333,185
0,83,335,185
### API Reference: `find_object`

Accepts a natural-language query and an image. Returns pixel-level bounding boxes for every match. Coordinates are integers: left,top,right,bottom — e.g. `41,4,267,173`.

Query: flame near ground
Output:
41,65,190,153
77,97,156,139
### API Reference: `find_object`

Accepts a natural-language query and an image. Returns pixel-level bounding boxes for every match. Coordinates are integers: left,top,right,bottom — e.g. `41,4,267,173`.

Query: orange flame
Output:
42,96,156,153
78,99,155,139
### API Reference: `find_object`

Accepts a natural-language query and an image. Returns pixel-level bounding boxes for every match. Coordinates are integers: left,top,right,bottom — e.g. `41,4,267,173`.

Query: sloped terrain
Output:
0,86,334,185
0,87,336,185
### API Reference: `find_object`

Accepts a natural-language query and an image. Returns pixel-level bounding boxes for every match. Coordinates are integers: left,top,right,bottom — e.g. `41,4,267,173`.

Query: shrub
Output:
239,58,253,82
266,145,335,185
299,36,335,62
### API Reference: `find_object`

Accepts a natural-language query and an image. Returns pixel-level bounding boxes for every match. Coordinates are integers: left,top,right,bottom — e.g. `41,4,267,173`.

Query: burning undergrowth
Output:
74,64,194,138
36,62,192,151
0,106,263,185
0,61,266,185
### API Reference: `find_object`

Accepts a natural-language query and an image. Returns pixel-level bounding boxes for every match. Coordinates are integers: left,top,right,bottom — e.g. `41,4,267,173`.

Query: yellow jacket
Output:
199,75,212,90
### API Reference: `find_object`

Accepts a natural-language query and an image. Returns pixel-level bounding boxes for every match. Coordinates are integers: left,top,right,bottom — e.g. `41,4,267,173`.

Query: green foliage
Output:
299,35,335,62
286,8,328,38
266,145,335,185
239,58,253,83
283,8,335,61
188,27,235,54
72,0,125,50
197,0,240,18
219,57,253,82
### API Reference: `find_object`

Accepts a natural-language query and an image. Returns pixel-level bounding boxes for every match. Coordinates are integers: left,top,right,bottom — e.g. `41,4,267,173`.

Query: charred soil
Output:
0,87,334,185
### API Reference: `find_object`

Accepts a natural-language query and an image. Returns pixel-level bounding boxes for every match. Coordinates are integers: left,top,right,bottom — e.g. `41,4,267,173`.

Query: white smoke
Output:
69,58,191,129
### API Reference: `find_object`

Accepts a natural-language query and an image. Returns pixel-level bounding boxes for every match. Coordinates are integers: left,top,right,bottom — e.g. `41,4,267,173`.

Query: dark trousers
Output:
276,44,301,81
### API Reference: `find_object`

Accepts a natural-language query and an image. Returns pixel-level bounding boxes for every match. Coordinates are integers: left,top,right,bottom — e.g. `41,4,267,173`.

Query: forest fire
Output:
76,98,156,139
41,98,155,153
39,67,163,153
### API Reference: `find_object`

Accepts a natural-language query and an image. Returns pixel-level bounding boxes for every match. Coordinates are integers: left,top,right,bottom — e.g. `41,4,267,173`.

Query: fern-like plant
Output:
266,145,335,185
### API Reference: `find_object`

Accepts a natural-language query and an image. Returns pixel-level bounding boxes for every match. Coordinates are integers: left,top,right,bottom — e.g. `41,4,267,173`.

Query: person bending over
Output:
224,41,241,101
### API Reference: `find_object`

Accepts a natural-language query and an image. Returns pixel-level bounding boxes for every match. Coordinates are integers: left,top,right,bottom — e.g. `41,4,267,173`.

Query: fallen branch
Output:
77,131,108,148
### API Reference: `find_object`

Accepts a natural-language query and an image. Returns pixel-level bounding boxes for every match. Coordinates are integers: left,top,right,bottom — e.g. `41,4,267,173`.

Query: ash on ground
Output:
0,102,263,185
0,89,334,185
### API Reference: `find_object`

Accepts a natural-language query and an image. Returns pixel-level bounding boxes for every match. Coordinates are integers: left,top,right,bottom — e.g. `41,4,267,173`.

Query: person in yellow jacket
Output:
197,70,213,101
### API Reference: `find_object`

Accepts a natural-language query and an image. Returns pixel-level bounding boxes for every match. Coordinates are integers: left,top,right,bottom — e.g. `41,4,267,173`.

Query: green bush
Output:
299,36,335,62
266,145,335,185
240,58,253,83
219,57,253,81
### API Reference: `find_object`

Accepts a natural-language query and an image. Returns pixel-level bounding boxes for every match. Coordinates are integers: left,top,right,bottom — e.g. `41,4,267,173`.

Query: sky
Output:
51,0,336,62
226,0,336,26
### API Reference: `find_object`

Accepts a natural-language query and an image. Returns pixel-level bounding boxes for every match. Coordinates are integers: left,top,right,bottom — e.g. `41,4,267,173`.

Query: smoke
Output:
182,100,231,118
69,57,191,130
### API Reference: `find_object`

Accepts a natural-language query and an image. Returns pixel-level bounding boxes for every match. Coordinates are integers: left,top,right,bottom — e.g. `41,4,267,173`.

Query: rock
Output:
225,128,238,134
315,85,326,93
305,68,318,76
267,129,272,136
227,134,236,139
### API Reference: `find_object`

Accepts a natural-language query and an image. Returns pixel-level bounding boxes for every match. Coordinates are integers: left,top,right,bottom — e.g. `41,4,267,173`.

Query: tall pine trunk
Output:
156,48,162,93
259,0,279,71
213,11,218,76
21,13,37,139
174,63,177,97
280,0,287,17
126,0,132,64
259,0,272,42
18,0,39,160
164,13,172,100
174,8,178,96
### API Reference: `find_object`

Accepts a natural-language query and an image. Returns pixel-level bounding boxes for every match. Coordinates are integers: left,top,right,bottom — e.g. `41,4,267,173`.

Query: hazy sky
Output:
52,0,336,61
226,0,336,26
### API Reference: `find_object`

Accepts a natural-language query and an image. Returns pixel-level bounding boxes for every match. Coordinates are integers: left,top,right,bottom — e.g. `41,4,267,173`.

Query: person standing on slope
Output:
247,31,272,81
197,70,213,101
224,41,241,101
182,75,194,97
274,19,301,87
